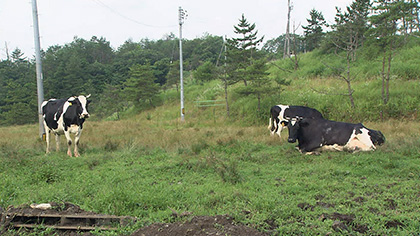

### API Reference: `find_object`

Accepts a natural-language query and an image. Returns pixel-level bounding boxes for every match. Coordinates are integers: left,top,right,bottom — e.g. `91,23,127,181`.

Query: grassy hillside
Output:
1,46,420,235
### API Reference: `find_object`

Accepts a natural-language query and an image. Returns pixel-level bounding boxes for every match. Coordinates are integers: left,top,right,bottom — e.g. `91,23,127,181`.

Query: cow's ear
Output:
87,100,91,104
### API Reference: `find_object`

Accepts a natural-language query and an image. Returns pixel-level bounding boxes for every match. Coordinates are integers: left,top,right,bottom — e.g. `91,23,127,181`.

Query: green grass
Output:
1,119,420,235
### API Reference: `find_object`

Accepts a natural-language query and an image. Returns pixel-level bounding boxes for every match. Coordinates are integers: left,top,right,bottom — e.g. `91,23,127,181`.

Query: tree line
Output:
0,0,419,126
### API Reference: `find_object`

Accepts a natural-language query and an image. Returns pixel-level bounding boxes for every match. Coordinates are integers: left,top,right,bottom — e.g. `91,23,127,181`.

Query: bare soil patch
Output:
131,214,268,236
1,203,267,236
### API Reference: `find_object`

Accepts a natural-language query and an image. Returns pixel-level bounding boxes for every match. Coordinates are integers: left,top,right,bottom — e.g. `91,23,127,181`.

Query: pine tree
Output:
123,64,160,107
226,14,264,86
303,9,327,51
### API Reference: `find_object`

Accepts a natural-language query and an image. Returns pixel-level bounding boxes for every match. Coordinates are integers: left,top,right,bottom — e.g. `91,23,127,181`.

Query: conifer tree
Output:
303,9,327,51
123,64,160,107
226,14,264,86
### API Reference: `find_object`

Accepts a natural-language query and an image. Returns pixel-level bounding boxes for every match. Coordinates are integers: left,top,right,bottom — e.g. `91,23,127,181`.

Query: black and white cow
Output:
268,105,323,139
286,117,385,154
42,95,91,157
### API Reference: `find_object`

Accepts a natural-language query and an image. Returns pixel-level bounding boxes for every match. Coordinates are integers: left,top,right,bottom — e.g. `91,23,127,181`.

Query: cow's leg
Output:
268,118,273,134
278,125,286,138
55,134,60,152
45,129,51,154
73,129,83,157
300,142,321,154
64,131,73,157
43,121,51,154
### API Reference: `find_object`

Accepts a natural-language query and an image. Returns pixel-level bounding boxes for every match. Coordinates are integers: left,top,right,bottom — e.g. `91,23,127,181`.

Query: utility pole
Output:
178,6,186,122
283,0,292,58
32,0,45,139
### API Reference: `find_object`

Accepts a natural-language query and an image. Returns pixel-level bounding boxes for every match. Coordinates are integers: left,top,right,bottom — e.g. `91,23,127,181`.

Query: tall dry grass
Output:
0,112,418,155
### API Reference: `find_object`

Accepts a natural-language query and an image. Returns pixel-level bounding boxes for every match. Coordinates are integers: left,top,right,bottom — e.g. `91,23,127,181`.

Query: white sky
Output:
0,0,353,60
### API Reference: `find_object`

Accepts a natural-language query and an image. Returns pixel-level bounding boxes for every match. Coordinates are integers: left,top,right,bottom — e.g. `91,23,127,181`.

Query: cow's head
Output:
68,94,91,119
78,94,91,119
285,116,304,143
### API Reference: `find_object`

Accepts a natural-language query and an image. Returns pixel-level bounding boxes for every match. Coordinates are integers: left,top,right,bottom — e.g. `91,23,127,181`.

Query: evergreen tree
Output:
332,0,371,60
193,61,216,83
234,58,273,113
165,61,180,91
122,64,160,107
226,14,264,86
303,9,327,51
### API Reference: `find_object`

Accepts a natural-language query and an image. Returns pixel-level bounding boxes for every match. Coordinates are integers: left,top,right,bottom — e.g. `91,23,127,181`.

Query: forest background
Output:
0,0,419,126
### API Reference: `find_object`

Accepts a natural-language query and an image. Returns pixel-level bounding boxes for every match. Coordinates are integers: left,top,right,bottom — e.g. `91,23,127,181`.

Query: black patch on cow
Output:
368,129,386,146
283,106,323,120
354,124,364,135
270,105,282,133
42,98,67,130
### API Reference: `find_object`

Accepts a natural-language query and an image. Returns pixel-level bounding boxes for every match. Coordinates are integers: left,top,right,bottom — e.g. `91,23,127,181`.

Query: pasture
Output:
1,112,420,235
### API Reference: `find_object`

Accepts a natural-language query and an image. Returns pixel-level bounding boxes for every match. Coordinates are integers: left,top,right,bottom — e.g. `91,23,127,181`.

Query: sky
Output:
0,0,353,60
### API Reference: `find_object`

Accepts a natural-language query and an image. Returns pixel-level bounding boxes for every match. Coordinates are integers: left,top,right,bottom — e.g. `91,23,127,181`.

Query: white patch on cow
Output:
344,128,375,152
68,124,81,134
62,99,72,116
320,144,344,152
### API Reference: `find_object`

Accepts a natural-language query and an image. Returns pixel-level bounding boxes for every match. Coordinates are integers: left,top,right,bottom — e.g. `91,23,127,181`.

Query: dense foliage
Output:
0,0,419,126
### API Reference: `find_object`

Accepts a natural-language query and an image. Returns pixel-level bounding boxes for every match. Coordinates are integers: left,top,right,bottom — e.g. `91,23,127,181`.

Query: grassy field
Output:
1,111,420,235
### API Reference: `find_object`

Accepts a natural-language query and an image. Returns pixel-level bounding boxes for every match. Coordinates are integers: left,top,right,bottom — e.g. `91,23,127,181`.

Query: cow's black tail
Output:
369,129,386,146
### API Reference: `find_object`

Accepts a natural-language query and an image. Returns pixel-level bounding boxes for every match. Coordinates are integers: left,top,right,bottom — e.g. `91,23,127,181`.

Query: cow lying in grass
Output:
286,117,385,154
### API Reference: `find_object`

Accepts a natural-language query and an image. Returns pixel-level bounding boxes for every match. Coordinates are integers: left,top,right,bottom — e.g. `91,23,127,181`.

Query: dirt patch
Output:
297,202,315,211
320,212,368,234
1,203,267,236
385,220,405,229
131,215,268,236
384,198,397,210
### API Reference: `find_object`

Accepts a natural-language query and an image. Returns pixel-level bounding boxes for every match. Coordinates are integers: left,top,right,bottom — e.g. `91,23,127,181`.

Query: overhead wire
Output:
91,0,177,28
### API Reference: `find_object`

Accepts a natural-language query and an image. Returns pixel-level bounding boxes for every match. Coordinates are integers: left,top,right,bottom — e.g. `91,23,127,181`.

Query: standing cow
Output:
42,94,91,157
268,105,323,139
286,116,385,154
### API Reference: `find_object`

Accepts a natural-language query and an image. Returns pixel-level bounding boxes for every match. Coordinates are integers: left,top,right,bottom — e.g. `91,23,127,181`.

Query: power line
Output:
91,0,177,28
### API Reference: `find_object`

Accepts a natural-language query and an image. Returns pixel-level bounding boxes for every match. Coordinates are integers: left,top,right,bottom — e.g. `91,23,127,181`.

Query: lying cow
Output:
42,94,91,157
268,105,323,139
286,117,385,154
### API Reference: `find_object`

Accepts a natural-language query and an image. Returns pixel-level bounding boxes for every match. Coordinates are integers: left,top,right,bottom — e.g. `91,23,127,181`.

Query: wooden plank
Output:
11,223,117,231
6,213,124,220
